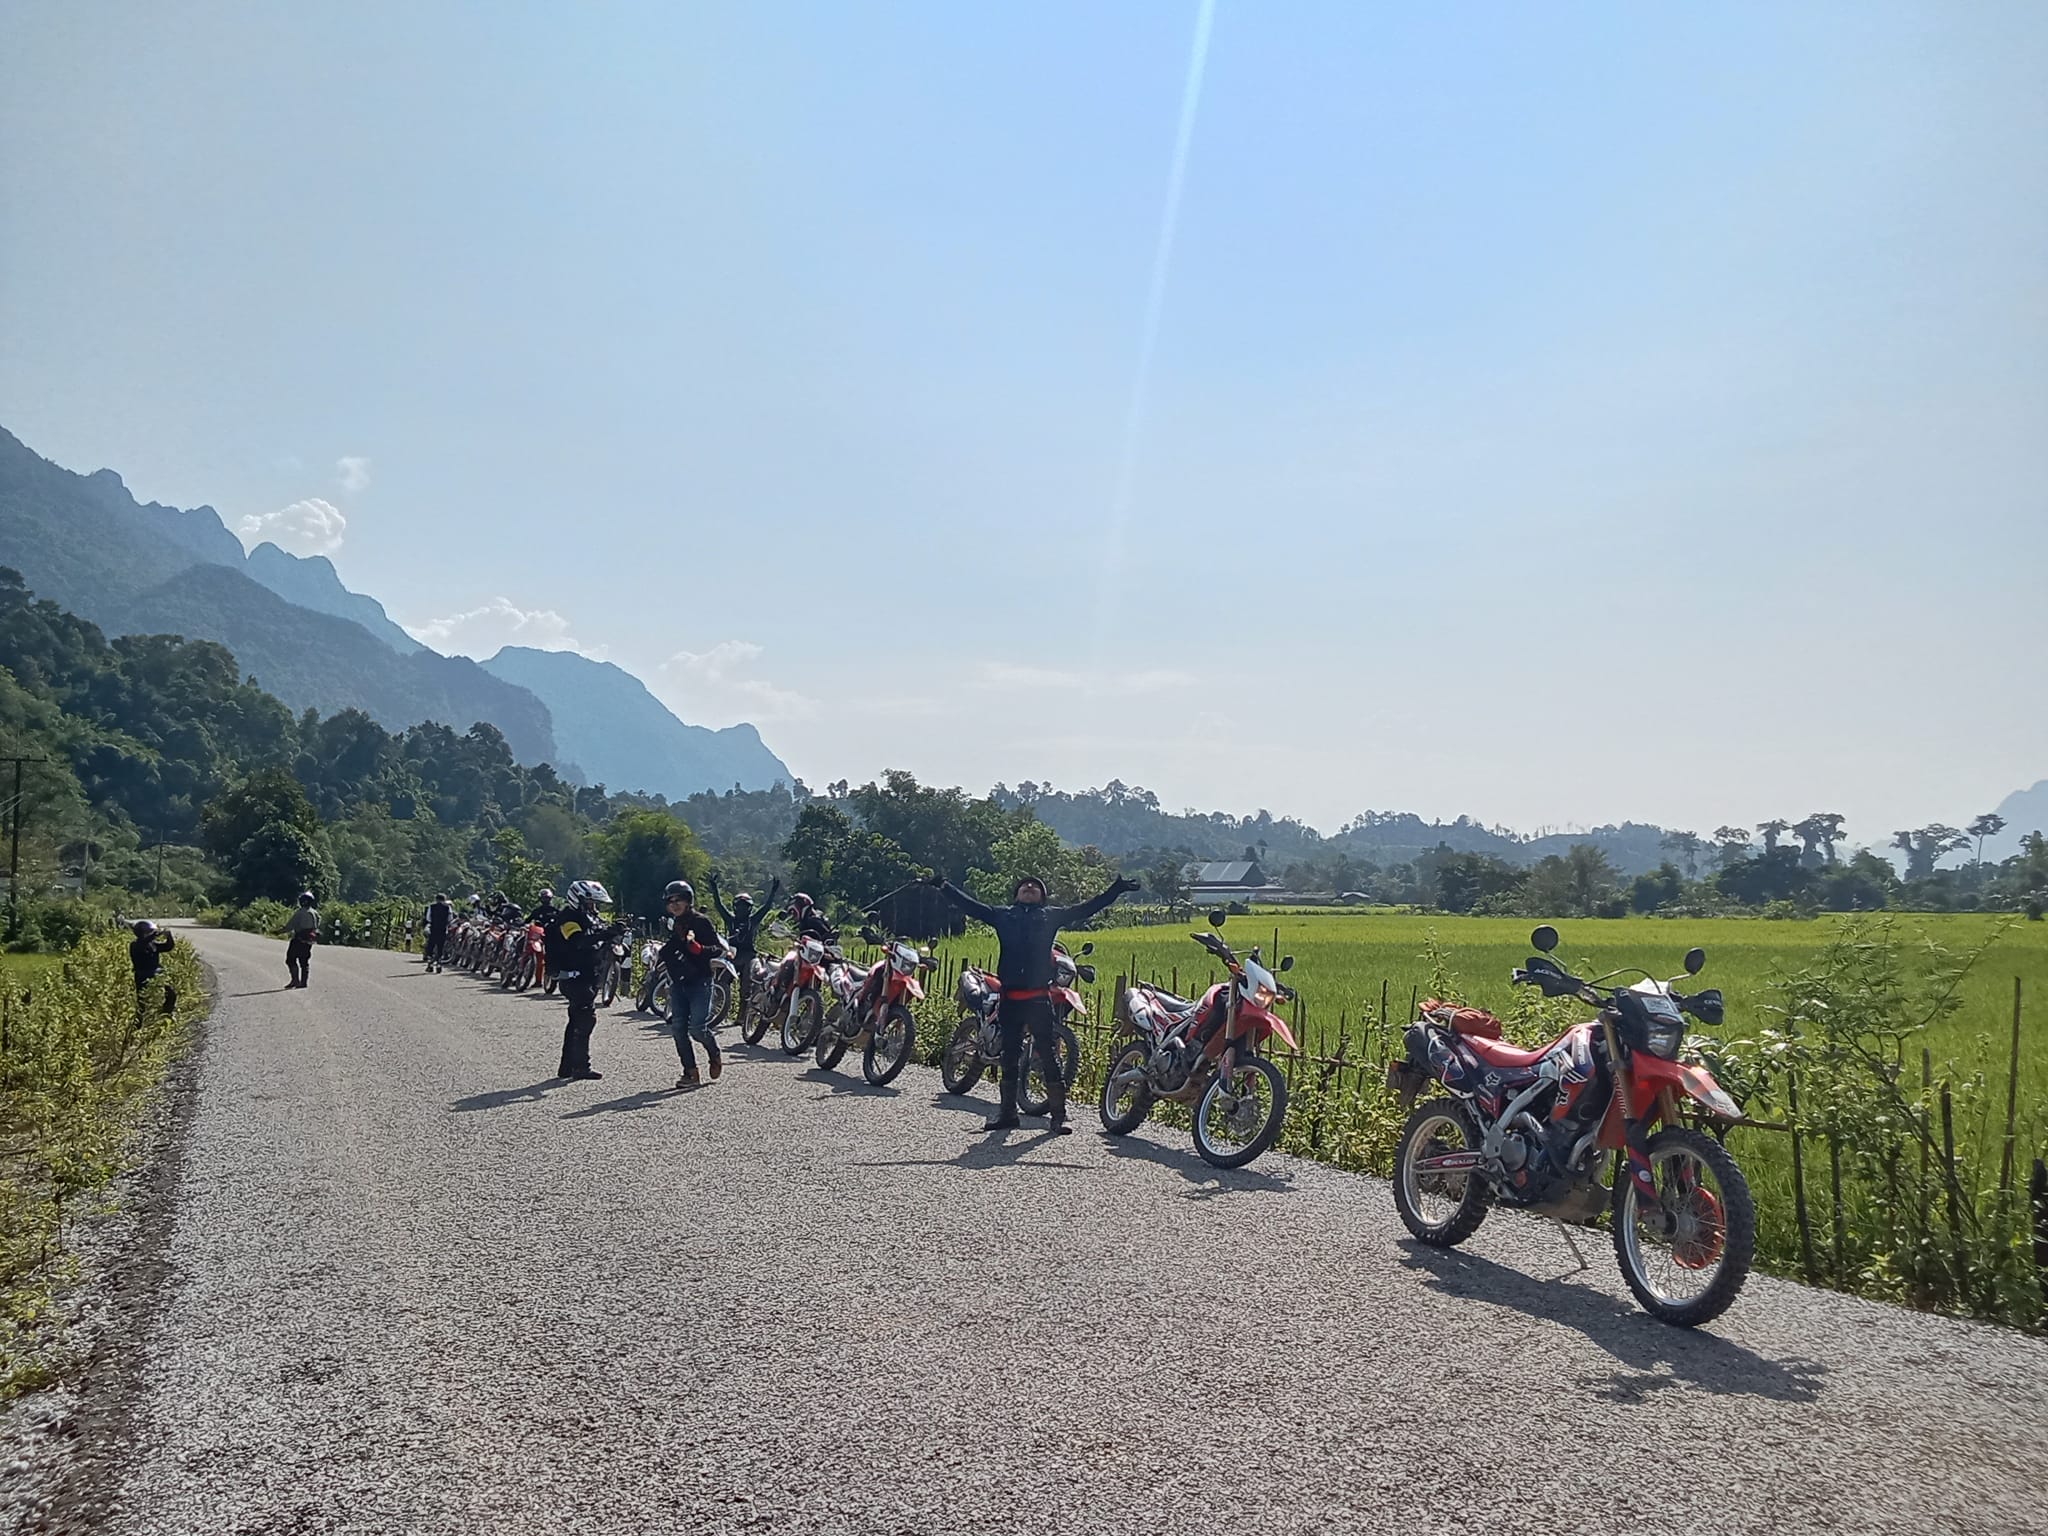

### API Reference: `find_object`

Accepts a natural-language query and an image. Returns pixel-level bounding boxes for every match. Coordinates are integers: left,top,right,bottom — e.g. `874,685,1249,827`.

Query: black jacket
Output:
129,931,174,988
712,878,779,954
425,899,452,937
791,907,838,946
936,879,1130,992
526,899,559,927
544,908,622,979
659,911,725,985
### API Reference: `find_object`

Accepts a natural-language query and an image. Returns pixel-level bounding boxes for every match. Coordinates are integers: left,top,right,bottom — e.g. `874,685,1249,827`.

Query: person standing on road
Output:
928,870,1138,1132
423,893,453,972
545,880,625,1080
282,893,319,989
710,873,778,1024
659,880,727,1088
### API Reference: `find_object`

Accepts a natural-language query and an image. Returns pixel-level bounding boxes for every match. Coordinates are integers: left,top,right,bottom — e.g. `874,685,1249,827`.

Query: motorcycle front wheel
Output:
1018,1022,1081,1116
863,1003,915,1086
1612,1126,1755,1328
709,981,732,1028
1098,1040,1154,1135
940,1018,986,1095
599,966,620,1008
740,991,771,1046
1192,1055,1289,1169
1393,1099,1491,1247
781,990,822,1056
815,1010,849,1071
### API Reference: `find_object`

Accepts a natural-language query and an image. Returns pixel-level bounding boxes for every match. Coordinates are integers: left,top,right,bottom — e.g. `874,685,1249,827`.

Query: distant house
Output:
1183,860,1276,900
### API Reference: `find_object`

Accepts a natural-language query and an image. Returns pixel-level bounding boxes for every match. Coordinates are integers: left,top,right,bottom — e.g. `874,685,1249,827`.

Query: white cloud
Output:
403,597,602,661
977,662,1194,697
336,455,371,493
237,497,347,556
658,640,818,724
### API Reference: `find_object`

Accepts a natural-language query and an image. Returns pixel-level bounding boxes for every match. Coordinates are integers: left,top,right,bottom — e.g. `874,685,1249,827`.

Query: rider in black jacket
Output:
659,879,728,1087
526,888,558,927
710,874,779,1018
545,880,627,1080
931,871,1138,1131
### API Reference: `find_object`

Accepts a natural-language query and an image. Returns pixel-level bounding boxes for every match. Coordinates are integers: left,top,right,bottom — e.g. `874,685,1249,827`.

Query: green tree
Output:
594,810,709,922
783,804,852,895
1659,829,1703,879
1711,826,1752,871
230,819,338,904
1890,825,1969,882
1148,857,1190,912
1967,811,2006,867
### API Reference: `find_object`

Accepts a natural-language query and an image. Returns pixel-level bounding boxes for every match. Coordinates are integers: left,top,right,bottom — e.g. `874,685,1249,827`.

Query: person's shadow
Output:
850,1126,1087,1173
450,1079,565,1112
1396,1239,1827,1402
562,1089,674,1120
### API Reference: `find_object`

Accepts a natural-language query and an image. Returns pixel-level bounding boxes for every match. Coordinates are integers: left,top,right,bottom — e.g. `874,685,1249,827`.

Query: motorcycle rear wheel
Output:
1393,1099,1491,1246
1193,1055,1289,1169
709,981,732,1028
740,992,771,1046
863,1003,915,1086
815,1012,849,1071
1098,1040,1153,1135
1612,1126,1755,1328
940,1018,986,1095
1018,1022,1080,1115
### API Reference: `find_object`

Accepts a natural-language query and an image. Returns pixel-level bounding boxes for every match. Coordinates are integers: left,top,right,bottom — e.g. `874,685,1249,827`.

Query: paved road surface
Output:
69,929,2048,1532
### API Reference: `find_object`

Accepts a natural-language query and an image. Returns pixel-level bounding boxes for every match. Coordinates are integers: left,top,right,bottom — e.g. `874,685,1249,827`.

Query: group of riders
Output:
417,869,1139,1130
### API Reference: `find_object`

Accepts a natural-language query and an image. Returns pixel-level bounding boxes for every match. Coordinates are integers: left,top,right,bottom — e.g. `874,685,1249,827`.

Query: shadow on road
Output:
562,1089,675,1119
1397,1240,1827,1403
1101,1132,1298,1200
851,1127,1088,1173
451,1079,568,1112
226,988,291,998
801,1068,899,1101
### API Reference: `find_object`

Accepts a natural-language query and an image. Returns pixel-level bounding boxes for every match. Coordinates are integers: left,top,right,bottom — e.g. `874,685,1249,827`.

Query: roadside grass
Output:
0,927,205,1397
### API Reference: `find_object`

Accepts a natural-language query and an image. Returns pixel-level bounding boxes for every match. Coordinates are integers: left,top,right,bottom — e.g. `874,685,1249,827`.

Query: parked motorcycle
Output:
1099,912,1297,1168
737,953,779,1045
941,942,1093,1114
1386,924,1753,1327
778,934,837,1056
597,929,635,1007
812,929,933,1086
501,922,546,991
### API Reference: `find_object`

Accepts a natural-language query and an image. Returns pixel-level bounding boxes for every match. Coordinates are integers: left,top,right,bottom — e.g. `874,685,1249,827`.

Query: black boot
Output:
984,1074,1021,1132
1046,1089,1072,1136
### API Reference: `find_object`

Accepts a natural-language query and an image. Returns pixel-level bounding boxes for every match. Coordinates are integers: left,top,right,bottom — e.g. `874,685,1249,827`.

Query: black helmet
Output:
732,891,754,912
298,891,316,908
132,919,157,938
1012,875,1048,903
537,887,555,903
791,891,815,913
435,892,448,903
664,879,695,905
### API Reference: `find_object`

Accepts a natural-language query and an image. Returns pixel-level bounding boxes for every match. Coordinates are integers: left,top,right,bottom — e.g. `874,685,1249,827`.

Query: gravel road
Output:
46,928,2048,1533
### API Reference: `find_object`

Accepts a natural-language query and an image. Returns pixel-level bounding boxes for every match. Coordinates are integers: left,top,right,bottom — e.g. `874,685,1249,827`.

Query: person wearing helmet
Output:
544,880,626,1080
423,892,453,972
658,880,727,1088
282,892,320,989
929,869,1139,1131
128,919,175,992
710,873,779,1022
526,887,559,927
766,891,839,1018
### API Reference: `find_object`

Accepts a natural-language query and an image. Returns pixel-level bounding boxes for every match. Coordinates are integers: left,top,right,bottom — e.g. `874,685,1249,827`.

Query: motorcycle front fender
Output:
1631,1051,1744,1122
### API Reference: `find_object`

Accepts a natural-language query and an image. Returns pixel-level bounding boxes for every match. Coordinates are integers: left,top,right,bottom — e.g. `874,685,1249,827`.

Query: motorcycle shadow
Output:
800,1067,898,1100
1395,1238,1826,1403
1099,1133,1298,1201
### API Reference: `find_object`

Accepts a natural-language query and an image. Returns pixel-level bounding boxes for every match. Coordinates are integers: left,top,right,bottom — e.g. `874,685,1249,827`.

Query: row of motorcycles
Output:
441,906,736,1019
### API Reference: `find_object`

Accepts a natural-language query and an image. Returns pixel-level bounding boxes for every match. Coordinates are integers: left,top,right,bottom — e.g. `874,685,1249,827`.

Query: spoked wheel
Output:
863,1003,915,1086
599,966,621,1008
1098,1039,1154,1135
1612,1127,1756,1327
543,974,557,997
1192,1055,1289,1169
740,992,771,1046
709,981,732,1028
649,974,672,1020
782,991,822,1056
815,1011,849,1071
940,1018,986,1096
1394,1099,1491,1246
1018,1022,1080,1116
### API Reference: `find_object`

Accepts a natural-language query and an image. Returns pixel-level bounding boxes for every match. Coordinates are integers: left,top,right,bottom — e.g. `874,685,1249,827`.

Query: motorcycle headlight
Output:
1250,984,1279,1011
1646,1022,1684,1060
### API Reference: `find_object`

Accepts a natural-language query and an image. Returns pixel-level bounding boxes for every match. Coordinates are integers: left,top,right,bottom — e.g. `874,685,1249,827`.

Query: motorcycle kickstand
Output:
1551,1219,1591,1274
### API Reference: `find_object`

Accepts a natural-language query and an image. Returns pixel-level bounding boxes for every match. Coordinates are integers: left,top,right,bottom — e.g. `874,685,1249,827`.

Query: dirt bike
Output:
812,929,933,1086
942,941,1094,1115
1100,912,1297,1169
502,922,546,991
1386,924,1753,1327
777,934,838,1056
737,953,778,1044
594,930,635,1007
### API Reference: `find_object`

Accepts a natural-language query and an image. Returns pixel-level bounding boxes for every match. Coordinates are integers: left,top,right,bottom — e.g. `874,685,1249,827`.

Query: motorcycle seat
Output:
1132,985,1200,1016
1462,1034,1556,1070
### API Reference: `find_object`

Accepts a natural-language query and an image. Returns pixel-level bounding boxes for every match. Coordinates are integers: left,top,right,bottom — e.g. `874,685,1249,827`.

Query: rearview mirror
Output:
1279,955,1294,972
1079,942,1094,956
1684,947,1706,975
1532,925,1559,953
1209,910,1228,927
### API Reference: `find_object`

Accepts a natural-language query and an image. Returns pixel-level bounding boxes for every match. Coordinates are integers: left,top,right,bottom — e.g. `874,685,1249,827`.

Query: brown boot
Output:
708,1056,723,1081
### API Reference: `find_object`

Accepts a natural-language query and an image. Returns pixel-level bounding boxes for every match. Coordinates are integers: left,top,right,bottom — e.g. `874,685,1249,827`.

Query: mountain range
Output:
0,426,794,797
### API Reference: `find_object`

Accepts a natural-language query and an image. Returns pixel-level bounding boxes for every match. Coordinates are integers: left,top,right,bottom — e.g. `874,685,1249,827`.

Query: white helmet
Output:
568,879,611,912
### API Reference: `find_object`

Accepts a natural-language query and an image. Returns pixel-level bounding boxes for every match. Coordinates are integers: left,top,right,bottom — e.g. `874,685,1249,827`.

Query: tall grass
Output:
0,926,204,1394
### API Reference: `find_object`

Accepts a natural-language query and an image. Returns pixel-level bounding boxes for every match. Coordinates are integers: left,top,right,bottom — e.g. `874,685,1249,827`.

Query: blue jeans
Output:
669,980,718,1072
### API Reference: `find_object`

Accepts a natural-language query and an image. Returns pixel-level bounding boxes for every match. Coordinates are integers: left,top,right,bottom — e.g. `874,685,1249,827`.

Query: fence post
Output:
1917,1048,1933,1302
2031,1157,2047,1329
1998,978,2022,1204
1939,1081,1966,1308
1787,1059,1818,1283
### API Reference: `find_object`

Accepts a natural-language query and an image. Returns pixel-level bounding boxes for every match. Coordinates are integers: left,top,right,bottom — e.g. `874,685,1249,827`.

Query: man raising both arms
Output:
929,869,1138,1133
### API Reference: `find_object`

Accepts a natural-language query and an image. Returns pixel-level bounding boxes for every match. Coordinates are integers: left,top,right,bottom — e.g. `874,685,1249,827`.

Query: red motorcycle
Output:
777,933,839,1056
811,928,935,1085
1386,924,1753,1327
1100,911,1298,1169
502,922,547,992
941,941,1094,1115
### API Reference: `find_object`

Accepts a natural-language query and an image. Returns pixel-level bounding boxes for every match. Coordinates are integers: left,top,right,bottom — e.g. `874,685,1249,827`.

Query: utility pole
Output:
2,757,45,943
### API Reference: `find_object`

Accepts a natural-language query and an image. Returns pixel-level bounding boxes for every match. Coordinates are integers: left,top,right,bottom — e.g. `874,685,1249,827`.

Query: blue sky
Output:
4,2,2044,844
